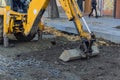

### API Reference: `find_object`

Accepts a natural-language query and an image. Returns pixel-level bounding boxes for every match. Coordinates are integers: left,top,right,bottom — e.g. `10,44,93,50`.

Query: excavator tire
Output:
0,16,3,44
14,32,36,42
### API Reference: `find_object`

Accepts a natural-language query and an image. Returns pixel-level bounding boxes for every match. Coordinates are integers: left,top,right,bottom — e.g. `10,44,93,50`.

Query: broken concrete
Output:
59,45,99,62
59,49,86,62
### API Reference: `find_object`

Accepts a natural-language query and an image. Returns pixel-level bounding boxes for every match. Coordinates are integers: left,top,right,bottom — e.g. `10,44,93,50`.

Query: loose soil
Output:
0,33,120,80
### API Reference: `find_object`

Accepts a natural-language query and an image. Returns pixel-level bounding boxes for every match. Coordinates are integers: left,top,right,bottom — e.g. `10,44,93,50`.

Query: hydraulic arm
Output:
1,0,98,57
25,0,96,55
26,0,92,38
59,0,96,55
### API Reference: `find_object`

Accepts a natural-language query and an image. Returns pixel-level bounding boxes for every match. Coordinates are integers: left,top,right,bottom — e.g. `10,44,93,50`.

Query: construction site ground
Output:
0,27,120,80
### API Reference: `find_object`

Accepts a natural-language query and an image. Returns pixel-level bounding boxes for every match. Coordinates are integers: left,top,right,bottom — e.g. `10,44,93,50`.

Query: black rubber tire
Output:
14,32,36,42
0,16,3,43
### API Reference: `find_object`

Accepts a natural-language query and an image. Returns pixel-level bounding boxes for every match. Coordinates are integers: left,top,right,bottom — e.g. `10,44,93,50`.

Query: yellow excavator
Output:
0,0,99,60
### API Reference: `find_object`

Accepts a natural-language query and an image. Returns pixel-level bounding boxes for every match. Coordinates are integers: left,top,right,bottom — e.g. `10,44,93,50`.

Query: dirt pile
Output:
44,27,80,41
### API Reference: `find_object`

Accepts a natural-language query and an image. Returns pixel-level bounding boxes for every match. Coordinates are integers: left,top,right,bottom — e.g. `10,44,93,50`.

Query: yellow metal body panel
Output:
3,6,10,36
24,0,50,35
71,0,83,17
59,0,73,20
0,0,91,42
23,0,90,39
0,6,27,35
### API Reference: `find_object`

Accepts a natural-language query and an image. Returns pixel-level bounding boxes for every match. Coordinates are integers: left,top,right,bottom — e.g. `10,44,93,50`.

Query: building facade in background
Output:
56,0,120,18
93,0,120,18
114,0,120,18
84,0,114,16
98,0,114,16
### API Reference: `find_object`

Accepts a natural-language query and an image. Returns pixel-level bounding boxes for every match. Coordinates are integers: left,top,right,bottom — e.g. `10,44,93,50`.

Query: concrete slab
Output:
59,49,86,62
44,16,120,44
59,45,99,62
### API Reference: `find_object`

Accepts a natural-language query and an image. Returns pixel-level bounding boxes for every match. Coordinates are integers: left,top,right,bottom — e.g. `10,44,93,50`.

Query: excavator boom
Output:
26,0,91,39
25,0,97,56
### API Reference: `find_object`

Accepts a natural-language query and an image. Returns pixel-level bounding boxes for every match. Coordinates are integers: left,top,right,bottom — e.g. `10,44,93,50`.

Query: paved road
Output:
43,14,120,43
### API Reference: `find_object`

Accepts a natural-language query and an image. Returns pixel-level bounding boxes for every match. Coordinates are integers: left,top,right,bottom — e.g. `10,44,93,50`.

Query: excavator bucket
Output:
59,45,99,62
